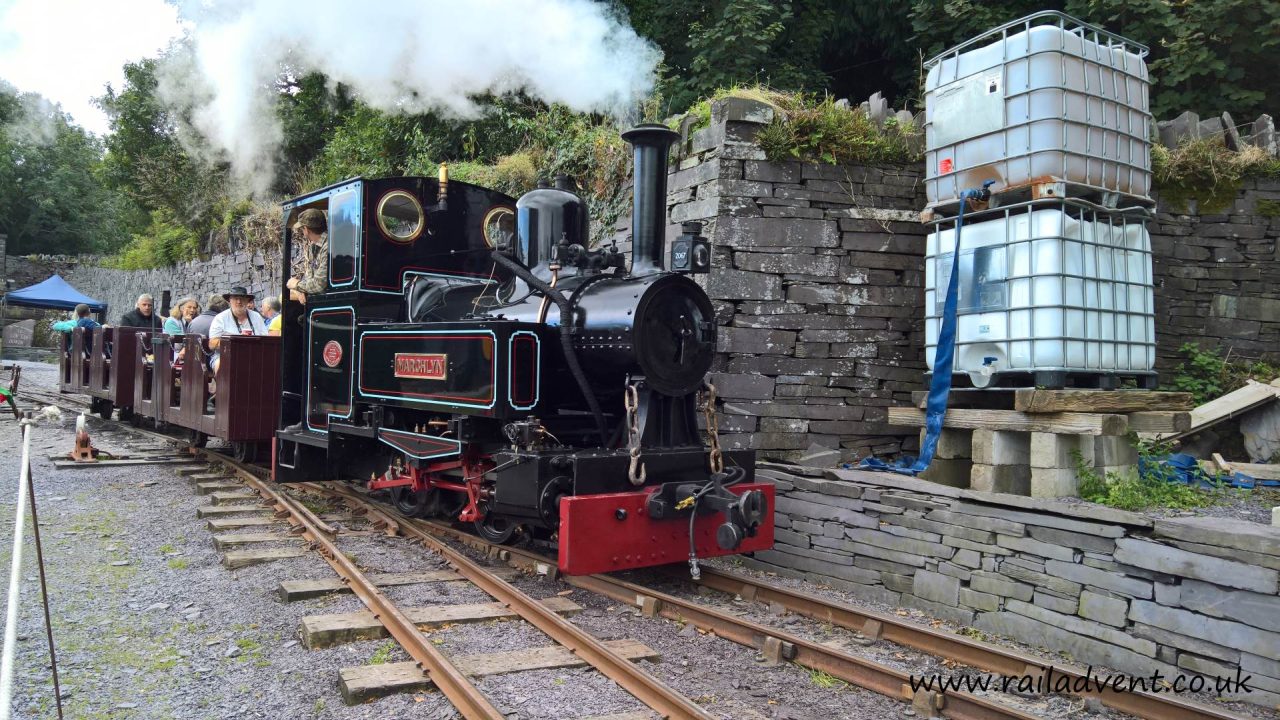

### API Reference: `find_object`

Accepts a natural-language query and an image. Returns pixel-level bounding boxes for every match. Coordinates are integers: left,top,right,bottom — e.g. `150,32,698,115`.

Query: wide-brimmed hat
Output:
222,286,255,301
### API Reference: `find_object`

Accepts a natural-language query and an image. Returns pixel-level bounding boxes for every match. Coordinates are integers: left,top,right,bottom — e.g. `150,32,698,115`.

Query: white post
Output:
0,420,33,720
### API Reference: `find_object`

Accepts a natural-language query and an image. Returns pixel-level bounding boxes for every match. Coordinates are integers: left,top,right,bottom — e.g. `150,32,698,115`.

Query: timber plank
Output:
581,714,658,720
221,547,308,569
1168,379,1280,440
278,568,519,602
211,532,297,550
887,407,1127,435
53,457,200,469
209,490,258,505
338,639,657,704
1125,411,1191,434
301,597,582,649
1015,389,1193,413
188,472,235,482
177,465,216,477
196,504,264,518
196,481,243,495
207,516,276,531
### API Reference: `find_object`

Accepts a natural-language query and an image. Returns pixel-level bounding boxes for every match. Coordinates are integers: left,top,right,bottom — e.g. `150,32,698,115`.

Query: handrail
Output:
0,420,34,719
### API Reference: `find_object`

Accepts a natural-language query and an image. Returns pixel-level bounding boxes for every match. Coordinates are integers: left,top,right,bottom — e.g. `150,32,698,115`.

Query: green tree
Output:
97,57,227,231
0,86,133,255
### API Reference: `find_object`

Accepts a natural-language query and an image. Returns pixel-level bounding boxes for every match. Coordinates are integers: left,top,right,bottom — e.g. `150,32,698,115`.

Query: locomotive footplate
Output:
557,481,775,575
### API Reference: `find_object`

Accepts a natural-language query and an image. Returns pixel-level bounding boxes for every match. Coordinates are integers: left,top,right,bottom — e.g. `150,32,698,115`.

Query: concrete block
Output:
1044,559,1153,599
1031,467,1078,498
970,464,1031,495
971,429,1030,465
1114,538,1279,594
920,458,972,488
1130,600,1280,658
921,427,971,459
1078,590,1128,627
1082,435,1139,467
1029,432,1082,469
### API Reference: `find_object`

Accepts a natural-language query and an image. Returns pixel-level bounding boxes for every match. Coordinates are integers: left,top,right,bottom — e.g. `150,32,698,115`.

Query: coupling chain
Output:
624,382,645,485
701,381,724,474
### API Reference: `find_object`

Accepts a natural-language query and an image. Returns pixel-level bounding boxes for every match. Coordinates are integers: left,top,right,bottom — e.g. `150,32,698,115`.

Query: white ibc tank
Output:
924,12,1151,209
924,201,1155,384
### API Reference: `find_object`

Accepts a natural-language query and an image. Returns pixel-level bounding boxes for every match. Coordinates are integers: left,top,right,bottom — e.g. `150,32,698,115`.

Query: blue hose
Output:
860,181,994,476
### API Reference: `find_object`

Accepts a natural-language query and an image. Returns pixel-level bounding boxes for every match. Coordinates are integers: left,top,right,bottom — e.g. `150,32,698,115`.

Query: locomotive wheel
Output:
97,400,114,421
474,513,519,545
392,488,433,518
188,429,208,448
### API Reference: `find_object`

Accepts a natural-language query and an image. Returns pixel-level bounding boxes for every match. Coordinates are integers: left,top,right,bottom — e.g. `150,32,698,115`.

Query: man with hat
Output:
287,208,328,305
208,286,268,373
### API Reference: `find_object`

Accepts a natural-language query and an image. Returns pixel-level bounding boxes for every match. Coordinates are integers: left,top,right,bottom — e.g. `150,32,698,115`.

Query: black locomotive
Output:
273,124,774,575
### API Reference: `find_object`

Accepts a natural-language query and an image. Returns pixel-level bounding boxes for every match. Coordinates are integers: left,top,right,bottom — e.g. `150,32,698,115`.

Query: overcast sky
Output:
0,0,187,135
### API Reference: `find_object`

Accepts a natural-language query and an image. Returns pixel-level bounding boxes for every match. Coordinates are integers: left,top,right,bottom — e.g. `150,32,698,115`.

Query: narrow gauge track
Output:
20,386,716,719
396,516,1246,720
21,385,1248,720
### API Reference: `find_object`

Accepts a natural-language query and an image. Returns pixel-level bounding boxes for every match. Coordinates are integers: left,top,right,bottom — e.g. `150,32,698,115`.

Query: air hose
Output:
490,250,610,446
861,180,994,475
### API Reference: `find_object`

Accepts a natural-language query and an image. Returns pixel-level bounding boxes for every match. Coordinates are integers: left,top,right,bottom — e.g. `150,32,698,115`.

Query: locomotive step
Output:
338,639,659,705
301,596,582,649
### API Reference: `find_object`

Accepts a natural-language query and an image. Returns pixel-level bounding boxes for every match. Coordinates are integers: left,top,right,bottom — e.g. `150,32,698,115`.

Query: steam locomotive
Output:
272,124,774,575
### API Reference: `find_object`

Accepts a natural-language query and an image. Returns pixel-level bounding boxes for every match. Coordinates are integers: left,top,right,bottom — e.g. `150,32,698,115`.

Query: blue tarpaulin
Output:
2,275,106,312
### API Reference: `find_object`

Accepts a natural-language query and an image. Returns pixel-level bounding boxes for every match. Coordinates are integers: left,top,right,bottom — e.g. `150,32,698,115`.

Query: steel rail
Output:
687,566,1245,720
411,519,1041,720
206,452,506,720
308,486,717,720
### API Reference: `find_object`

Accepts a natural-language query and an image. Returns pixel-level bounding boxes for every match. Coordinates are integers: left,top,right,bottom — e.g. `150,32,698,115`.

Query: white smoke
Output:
161,0,660,194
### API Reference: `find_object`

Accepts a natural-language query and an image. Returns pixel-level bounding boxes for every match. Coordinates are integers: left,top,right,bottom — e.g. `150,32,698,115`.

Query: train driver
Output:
287,208,328,306
208,286,268,374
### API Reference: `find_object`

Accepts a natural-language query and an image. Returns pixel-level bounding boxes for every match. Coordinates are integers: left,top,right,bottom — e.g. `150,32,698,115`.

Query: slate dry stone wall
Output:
62,252,279,324
1151,179,1280,371
755,464,1280,708
661,98,929,464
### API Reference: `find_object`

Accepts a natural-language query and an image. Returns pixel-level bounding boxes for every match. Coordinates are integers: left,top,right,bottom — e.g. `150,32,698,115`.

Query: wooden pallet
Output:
922,176,1154,222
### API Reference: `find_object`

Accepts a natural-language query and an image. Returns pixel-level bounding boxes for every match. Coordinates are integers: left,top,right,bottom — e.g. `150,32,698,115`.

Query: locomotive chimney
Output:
621,123,679,275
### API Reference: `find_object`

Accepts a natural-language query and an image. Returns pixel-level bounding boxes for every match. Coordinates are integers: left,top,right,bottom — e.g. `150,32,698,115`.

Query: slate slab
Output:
1113,537,1279,594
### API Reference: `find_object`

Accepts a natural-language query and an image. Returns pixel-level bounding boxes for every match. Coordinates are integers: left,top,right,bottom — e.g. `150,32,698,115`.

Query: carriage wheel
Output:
232,441,257,463
98,400,114,421
474,513,519,545
188,429,208,448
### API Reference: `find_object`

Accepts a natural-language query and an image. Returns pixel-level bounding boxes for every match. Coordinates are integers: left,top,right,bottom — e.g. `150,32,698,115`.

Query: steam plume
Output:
163,0,660,193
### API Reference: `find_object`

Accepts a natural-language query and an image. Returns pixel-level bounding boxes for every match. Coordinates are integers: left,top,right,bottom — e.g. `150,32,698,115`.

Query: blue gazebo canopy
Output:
3,274,106,311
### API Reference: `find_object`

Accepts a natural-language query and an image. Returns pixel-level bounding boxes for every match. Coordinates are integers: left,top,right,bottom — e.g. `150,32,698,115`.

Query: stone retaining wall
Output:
752,463,1280,707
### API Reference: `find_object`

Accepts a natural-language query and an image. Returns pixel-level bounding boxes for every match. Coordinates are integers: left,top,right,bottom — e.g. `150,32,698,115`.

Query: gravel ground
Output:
3,360,903,719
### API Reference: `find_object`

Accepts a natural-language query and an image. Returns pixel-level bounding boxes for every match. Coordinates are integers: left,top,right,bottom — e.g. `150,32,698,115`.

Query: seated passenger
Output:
187,293,227,338
164,297,201,335
264,296,283,336
70,303,102,352
286,209,328,306
119,294,159,329
208,286,267,373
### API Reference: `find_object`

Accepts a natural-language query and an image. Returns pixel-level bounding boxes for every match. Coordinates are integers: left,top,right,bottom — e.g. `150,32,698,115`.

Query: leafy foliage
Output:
106,209,200,270
1165,343,1279,406
0,86,135,254
1074,436,1215,511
